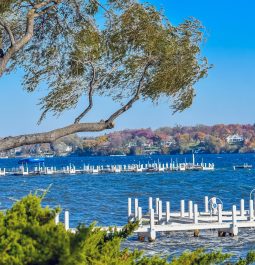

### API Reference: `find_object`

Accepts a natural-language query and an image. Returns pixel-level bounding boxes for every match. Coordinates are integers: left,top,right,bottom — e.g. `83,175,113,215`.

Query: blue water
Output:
1,153,255,260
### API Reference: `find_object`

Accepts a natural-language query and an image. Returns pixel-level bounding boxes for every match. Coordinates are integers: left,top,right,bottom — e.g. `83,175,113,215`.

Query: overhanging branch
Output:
0,121,114,152
74,62,96,124
106,62,151,124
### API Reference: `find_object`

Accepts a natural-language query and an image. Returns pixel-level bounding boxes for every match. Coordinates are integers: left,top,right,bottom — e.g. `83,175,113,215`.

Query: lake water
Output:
1,153,255,260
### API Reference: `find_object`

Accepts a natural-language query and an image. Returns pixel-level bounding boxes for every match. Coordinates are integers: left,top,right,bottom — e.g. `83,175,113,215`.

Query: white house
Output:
226,134,244,144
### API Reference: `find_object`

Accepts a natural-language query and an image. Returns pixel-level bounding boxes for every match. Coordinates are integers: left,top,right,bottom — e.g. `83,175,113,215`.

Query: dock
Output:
0,155,214,176
127,195,255,241
54,193,255,242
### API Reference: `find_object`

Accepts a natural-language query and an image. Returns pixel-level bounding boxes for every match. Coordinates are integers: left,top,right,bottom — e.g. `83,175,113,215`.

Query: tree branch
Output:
105,62,151,124
74,63,96,124
0,20,15,46
0,0,61,77
0,121,114,152
0,9,35,77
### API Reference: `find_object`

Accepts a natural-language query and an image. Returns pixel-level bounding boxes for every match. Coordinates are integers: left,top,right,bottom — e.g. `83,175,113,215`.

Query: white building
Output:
226,134,244,144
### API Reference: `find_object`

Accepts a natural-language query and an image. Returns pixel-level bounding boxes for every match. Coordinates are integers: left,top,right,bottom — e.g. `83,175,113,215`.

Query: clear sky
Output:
0,0,255,137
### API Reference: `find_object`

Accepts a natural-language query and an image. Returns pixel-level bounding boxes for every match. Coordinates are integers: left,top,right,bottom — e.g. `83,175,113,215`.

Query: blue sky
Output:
0,0,255,137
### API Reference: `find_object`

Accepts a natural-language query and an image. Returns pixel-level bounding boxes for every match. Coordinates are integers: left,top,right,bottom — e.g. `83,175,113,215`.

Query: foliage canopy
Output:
0,0,210,124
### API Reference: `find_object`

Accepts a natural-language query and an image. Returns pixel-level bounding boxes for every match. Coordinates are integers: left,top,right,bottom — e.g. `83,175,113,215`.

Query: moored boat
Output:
233,164,252,170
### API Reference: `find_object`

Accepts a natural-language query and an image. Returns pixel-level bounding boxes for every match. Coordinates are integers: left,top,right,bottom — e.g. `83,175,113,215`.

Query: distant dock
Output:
0,155,214,176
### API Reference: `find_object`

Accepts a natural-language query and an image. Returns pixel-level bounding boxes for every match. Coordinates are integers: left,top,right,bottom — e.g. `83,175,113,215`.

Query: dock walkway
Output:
56,195,255,242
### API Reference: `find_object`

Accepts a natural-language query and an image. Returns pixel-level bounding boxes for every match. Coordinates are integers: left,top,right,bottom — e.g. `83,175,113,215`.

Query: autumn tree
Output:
0,0,210,151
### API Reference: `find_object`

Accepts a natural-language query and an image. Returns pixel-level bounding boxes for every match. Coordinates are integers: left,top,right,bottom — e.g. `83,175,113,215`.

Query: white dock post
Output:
134,198,138,219
193,204,198,224
180,200,185,217
54,213,59,224
240,199,245,217
138,207,142,226
231,205,238,236
128,198,132,220
166,201,170,223
188,201,193,218
204,196,209,213
158,200,162,223
148,197,153,211
64,210,69,230
155,198,159,214
253,194,255,215
249,200,254,221
149,208,156,241
218,204,222,224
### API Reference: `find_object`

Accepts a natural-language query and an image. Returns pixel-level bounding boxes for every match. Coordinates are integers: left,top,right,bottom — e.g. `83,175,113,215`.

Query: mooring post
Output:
231,205,238,236
138,207,142,226
194,204,198,224
249,200,254,221
149,208,156,242
64,210,69,230
158,200,162,223
155,198,159,214
188,200,193,218
148,197,153,211
166,201,170,223
218,204,222,224
180,200,185,217
240,199,245,217
204,196,209,213
135,198,139,219
54,213,60,225
128,198,132,220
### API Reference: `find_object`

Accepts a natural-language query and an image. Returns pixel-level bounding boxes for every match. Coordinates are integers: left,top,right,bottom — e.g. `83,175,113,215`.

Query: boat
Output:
18,157,45,164
233,164,252,170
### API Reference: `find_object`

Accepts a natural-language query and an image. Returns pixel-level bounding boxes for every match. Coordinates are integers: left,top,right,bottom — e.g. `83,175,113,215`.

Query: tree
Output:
0,0,210,151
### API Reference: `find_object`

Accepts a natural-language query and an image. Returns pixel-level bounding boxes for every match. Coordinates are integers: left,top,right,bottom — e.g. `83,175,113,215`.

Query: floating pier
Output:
127,196,255,241
0,155,214,176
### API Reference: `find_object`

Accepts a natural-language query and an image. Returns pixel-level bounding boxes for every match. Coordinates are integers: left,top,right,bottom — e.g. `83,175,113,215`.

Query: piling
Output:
158,200,162,223
55,213,59,224
188,200,193,218
218,204,222,224
240,199,245,217
155,198,159,214
230,205,238,236
193,204,198,224
166,201,170,223
64,211,69,230
128,198,132,220
180,200,185,217
148,197,153,211
149,208,156,242
204,196,209,213
135,198,138,219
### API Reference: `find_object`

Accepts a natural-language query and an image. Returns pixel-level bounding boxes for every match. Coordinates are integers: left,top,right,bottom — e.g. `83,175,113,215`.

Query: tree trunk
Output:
0,121,114,152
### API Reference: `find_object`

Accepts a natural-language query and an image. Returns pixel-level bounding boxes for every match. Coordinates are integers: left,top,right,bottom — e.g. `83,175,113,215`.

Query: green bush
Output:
0,194,254,265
